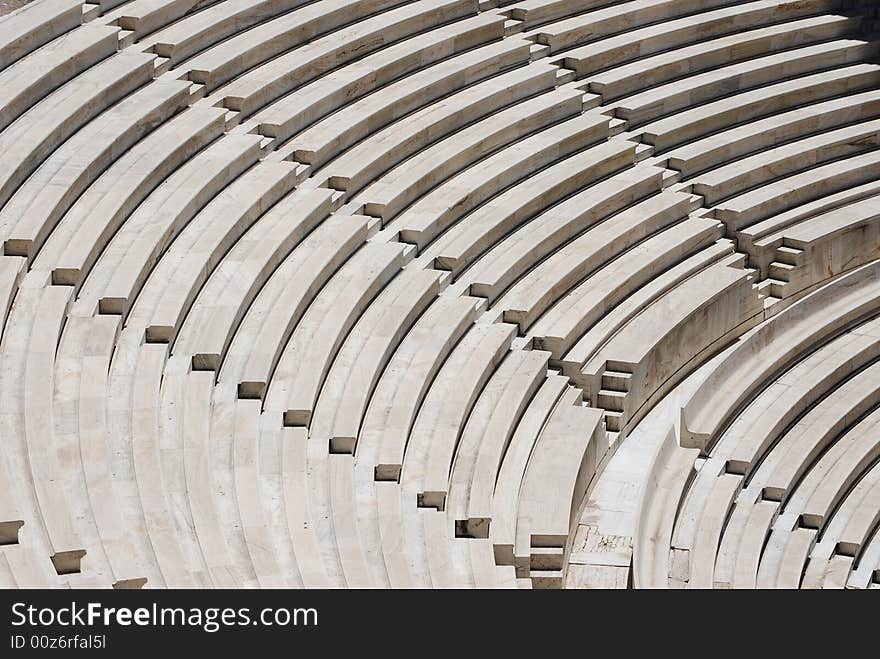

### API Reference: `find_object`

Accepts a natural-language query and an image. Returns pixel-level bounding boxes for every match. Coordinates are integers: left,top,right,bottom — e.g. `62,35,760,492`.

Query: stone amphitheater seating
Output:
0,0,82,70
209,0,480,118
0,0,878,589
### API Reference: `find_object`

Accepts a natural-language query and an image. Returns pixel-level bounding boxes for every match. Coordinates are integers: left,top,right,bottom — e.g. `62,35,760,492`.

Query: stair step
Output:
118,29,135,49
597,389,626,412
776,245,803,265
82,3,100,22
530,569,563,589
504,19,524,35
634,143,654,162
768,261,796,280
153,56,171,76
763,295,781,310
529,43,550,60
530,547,565,571
601,371,631,392
189,83,206,103
762,277,787,298
605,410,624,432
608,118,627,136
555,68,575,85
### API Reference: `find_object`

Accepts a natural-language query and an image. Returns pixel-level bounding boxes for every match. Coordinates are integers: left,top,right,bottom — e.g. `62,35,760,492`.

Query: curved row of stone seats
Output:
587,13,862,104
0,78,190,263
527,0,741,54
72,132,261,319
316,90,592,210
179,0,469,93
515,400,607,587
153,359,243,586
404,322,516,512
361,343,569,588
776,406,880,532
104,0,216,40
0,50,156,215
393,323,525,586
461,165,667,306
712,149,880,232
55,312,151,588
419,139,636,276
131,159,297,345
689,119,880,207
737,372,880,588
735,178,880,272
527,222,730,363
387,112,615,250
261,241,412,434
226,402,300,588
664,89,880,179
47,157,302,584
222,213,377,402
756,367,880,512
1,0,878,590
447,348,549,537
282,288,474,586
144,0,314,66
490,376,572,573
0,281,87,576
34,107,227,291
99,343,172,590
311,63,560,197
559,0,846,78
503,0,618,29
680,259,880,453
215,398,276,588
613,38,878,128
44,314,166,588
0,23,120,134
366,295,484,483
706,316,880,484
208,0,480,119
279,51,573,181
278,425,329,587
328,450,375,587
172,187,336,372
127,341,198,587
495,183,693,331
641,64,880,152
353,296,485,585
307,267,447,455
245,12,511,143
0,0,83,70
356,88,592,224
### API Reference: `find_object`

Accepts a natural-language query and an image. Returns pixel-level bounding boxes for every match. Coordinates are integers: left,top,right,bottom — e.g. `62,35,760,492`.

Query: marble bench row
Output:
0,0,83,71
197,0,486,119
177,0,476,93
559,0,847,77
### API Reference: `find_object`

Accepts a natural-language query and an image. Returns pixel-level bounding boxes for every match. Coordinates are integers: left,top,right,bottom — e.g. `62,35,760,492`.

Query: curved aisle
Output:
0,0,877,589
